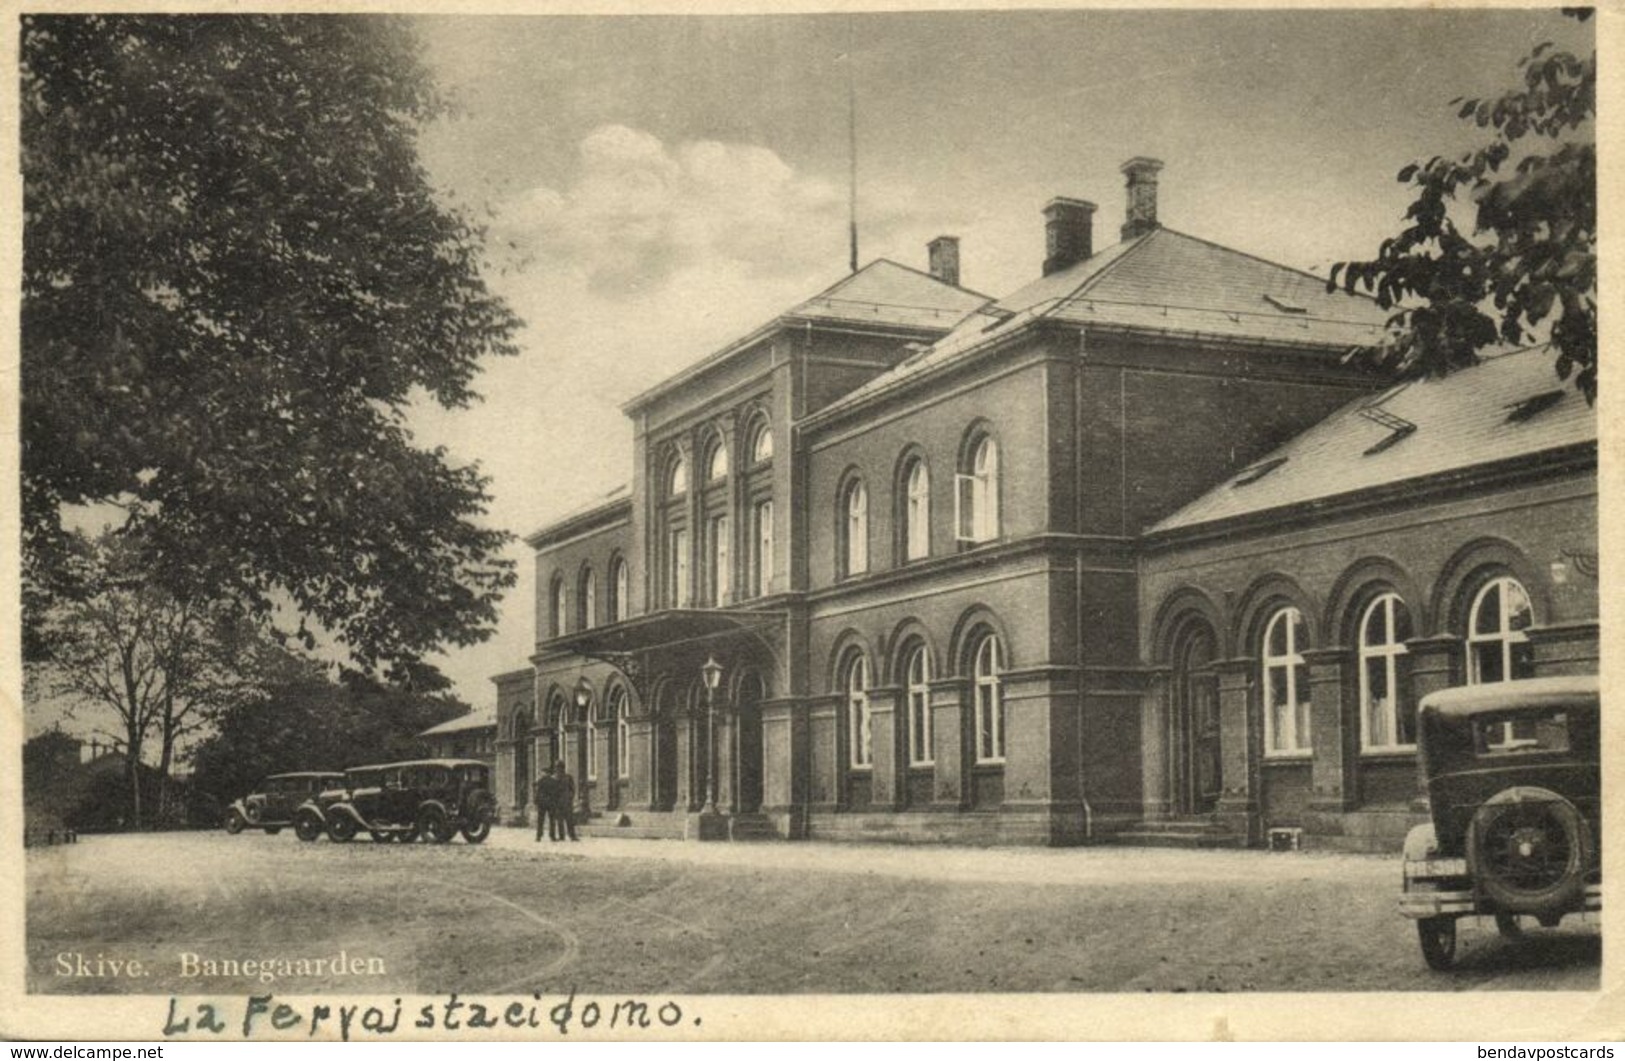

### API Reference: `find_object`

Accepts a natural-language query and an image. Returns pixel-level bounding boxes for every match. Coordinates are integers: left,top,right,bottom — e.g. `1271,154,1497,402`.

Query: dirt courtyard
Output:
27,828,1600,996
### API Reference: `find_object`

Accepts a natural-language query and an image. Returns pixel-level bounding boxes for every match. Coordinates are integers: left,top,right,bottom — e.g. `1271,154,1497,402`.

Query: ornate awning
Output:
545,608,790,700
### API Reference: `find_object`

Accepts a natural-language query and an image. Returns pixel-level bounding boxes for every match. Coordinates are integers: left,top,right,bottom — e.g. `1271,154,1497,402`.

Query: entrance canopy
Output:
552,608,787,658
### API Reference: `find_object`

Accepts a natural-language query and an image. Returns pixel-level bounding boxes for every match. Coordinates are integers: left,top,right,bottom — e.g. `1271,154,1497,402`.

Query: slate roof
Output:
1149,345,1596,534
419,705,497,738
810,227,1391,421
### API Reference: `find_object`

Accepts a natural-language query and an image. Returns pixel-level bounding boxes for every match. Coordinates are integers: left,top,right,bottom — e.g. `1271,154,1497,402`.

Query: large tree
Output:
22,15,522,675
1330,10,1595,399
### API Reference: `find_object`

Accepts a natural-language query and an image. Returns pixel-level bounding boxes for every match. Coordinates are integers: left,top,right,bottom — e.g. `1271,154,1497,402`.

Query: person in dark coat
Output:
549,761,579,842
532,770,557,842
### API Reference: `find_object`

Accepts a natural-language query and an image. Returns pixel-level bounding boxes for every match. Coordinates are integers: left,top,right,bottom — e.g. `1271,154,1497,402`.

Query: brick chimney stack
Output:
928,236,961,288
1042,197,1096,276
1120,157,1164,241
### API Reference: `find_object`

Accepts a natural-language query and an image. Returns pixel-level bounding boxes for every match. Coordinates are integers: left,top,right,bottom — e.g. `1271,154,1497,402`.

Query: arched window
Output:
845,652,872,768
904,458,930,562
1262,607,1311,754
956,434,1000,544
579,567,597,630
609,556,628,624
906,644,933,766
973,633,1005,763
1359,593,1415,751
1467,576,1534,685
668,453,688,496
842,478,869,576
550,577,567,638
584,698,598,782
611,687,630,780
546,694,567,770
750,419,774,463
705,437,728,482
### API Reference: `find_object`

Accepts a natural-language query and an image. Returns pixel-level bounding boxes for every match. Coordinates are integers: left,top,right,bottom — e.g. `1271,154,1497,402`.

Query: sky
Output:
393,8,1589,710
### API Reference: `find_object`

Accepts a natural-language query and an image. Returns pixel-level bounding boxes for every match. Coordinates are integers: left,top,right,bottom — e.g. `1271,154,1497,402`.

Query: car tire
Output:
461,817,492,844
1471,787,1588,915
225,812,246,835
419,806,454,844
294,813,324,842
461,794,496,843
327,814,358,843
1494,913,1523,938
1418,917,1457,970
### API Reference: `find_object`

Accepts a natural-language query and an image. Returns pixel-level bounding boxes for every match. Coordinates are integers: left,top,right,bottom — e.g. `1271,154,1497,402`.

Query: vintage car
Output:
294,759,495,844
1400,675,1600,969
226,772,345,835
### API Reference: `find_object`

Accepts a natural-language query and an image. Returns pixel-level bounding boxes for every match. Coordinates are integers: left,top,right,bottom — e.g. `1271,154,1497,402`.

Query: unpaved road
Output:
27,829,1599,995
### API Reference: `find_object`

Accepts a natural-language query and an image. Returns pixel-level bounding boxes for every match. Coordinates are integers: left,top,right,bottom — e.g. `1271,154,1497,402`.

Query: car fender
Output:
293,799,327,823
327,803,370,829
229,799,251,819
416,798,454,823
1402,822,1438,863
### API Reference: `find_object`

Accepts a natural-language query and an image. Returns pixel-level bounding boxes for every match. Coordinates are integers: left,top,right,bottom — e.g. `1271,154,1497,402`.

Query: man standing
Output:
532,769,556,843
550,761,579,842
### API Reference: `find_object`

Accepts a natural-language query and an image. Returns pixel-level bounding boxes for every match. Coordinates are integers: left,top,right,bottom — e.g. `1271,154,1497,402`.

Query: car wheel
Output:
263,826,282,835
419,806,454,844
461,817,492,844
225,812,246,835
327,815,358,843
1418,917,1457,970
1472,787,1587,914
294,813,324,842
461,794,495,843
370,830,394,844
1494,913,1523,938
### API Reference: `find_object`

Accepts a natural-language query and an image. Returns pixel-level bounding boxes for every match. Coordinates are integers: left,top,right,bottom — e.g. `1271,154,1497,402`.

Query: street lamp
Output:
574,678,593,816
701,655,724,815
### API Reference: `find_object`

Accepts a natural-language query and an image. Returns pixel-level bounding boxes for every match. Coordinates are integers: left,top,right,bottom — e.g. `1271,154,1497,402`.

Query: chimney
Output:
1120,156,1164,241
1042,197,1096,276
927,236,961,288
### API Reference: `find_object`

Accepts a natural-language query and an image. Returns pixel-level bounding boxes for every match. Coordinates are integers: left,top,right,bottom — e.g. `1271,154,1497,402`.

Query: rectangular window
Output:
670,528,689,608
709,514,730,605
753,500,774,598
909,687,933,765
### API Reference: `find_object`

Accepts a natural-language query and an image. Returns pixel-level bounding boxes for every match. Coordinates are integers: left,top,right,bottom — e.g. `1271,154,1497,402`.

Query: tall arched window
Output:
550,577,567,638
1262,607,1311,754
1467,576,1535,685
906,644,933,766
845,652,872,768
611,687,630,780
705,437,728,482
668,453,688,496
973,634,1005,763
843,478,869,576
1359,593,1414,751
904,458,930,562
584,699,598,782
749,419,773,463
957,435,1000,544
579,567,597,630
609,556,628,623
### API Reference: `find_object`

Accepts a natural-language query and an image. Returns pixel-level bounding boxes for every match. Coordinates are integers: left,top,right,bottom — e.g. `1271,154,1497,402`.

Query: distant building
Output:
496,158,1597,851
417,705,497,764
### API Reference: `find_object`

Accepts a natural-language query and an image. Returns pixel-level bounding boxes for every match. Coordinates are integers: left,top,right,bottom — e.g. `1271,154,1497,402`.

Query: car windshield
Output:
1474,709,1571,756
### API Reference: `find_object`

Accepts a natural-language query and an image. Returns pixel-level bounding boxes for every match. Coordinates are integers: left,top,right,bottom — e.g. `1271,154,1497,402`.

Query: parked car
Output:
291,773,359,842
296,760,495,844
1400,675,1600,969
226,772,345,835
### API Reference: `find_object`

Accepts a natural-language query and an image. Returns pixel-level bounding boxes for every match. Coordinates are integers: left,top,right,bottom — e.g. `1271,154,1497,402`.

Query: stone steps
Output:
1108,816,1247,849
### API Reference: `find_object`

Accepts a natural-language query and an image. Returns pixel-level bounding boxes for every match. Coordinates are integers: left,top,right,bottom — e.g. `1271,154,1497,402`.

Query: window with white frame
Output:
550,578,567,637
709,513,730,604
1262,607,1312,755
904,458,930,561
750,420,773,463
846,652,872,768
906,644,933,766
610,556,628,623
1359,593,1415,751
580,567,597,630
973,633,1005,763
752,499,773,597
706,438,728,482
669,528,690,607
843,478,869,576
1467,576,1537,749
612,687,630,779
956,435,1000,543
668,453,688,496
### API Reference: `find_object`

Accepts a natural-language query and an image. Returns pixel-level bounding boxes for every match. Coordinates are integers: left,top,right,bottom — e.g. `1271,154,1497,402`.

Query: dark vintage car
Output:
1400,675,1600,969
294,759,495,844
226,772,345,835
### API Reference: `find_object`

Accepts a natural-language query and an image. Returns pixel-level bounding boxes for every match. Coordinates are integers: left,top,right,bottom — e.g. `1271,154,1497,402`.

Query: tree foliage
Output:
22,15,522,675
1330,10,1595,399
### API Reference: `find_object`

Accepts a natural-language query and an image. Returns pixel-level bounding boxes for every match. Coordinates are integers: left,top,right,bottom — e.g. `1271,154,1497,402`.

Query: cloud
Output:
494,124,923,298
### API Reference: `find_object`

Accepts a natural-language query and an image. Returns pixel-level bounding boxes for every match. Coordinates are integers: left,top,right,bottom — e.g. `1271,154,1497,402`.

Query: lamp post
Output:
574,678,593,817
701,655,723,815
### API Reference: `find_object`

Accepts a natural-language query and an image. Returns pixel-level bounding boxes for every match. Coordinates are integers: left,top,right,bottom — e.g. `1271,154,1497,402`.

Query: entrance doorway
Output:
513,709,532,811
735,672,765,814
654,687,679,812
1172,621,1222,815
